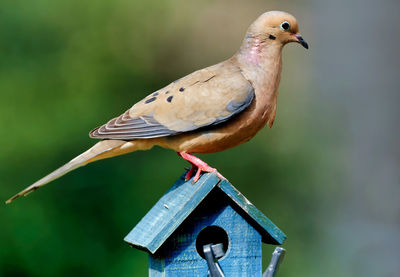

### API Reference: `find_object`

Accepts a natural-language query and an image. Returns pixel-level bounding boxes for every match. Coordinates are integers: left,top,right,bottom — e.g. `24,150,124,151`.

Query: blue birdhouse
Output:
124,172,286,276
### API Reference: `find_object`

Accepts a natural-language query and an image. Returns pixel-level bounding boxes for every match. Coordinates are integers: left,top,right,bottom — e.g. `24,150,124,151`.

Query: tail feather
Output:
6,140,132,204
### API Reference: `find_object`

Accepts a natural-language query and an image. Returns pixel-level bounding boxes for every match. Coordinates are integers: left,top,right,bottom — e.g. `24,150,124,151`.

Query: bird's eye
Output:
280,21,290,31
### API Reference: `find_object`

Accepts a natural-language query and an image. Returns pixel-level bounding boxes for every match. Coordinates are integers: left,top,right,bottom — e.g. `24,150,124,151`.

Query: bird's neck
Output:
237,35,283,79
234,35,283,127
236,35,283,100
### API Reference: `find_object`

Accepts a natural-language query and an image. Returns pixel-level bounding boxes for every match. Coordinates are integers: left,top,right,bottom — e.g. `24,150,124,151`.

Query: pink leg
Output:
185,165,196,181
177,152,226,182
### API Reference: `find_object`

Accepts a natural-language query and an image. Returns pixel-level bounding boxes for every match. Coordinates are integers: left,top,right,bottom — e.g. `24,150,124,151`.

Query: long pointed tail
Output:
6,140,144,204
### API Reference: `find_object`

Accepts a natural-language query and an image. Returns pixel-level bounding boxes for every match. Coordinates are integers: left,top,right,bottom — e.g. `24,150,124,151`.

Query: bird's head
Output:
247,11,308,49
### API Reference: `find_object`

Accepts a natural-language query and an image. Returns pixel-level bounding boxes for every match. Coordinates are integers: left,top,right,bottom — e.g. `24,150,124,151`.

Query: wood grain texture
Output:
124,172,286,253
149,189,262,277
124,173,220,254
125,171,286,277
217,180,286,245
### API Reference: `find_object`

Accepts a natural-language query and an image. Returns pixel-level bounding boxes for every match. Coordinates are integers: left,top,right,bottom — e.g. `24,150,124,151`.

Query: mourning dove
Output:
6,11,308,204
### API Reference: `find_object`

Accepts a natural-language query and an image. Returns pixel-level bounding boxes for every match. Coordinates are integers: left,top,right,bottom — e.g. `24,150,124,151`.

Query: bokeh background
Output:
1,0,399,276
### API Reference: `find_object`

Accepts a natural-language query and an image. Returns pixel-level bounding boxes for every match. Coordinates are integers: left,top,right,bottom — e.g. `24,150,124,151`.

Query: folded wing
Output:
90,62,254,140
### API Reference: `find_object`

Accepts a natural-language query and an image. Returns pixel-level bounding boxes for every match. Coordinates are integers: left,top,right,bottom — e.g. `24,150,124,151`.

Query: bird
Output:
6,11,308,204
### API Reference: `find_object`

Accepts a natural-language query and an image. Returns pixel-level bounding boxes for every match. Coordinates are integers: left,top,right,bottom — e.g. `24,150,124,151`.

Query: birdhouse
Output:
124,172,286,276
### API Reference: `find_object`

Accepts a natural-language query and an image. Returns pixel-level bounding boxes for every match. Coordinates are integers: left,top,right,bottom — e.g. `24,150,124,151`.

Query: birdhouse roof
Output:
124,173,286,254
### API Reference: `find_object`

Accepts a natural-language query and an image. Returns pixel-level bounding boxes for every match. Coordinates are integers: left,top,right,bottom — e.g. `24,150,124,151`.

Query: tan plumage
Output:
90,62,254,139
6,11,308,204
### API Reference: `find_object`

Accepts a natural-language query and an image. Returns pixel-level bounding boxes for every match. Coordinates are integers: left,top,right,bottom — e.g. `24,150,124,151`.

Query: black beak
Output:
295,34,309,49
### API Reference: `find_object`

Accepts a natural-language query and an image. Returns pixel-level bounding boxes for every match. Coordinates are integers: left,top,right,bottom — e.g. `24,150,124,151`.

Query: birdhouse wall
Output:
149,190,262,276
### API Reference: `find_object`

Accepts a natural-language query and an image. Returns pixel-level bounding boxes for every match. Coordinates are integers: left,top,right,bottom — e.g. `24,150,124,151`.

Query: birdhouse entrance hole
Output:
195,225,229,260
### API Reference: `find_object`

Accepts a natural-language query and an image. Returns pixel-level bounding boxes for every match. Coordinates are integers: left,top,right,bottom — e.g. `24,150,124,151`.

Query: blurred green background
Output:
1,0,399,276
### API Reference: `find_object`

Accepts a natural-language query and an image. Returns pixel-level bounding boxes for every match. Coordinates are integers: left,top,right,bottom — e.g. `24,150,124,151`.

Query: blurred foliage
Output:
0,0,336,276
1,0,398,276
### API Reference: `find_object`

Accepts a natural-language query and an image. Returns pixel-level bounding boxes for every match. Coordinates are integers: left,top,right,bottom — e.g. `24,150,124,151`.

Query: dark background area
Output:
1,0,399,276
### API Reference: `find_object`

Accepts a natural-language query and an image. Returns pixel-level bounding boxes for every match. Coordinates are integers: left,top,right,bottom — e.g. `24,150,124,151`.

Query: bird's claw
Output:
185,165,225,183
185,165,196,181
180,152,227,183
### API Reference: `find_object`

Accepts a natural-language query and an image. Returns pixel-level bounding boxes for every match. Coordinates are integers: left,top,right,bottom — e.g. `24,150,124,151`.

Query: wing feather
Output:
90,62,254,140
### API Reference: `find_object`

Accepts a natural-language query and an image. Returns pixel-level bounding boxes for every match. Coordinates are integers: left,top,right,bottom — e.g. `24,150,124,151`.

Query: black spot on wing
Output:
179,87,185,92
145,97,156,104
167,96,173,102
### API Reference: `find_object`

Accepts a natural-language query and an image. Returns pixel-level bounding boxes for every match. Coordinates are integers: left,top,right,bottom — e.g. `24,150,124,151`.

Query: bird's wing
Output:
90,62,254,140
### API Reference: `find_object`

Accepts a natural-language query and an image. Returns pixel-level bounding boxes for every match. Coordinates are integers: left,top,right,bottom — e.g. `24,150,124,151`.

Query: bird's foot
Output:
185,165,197,181
178,152,226,183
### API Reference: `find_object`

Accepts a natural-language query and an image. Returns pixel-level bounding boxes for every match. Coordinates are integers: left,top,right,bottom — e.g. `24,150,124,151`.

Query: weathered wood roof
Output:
124,172,286,254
